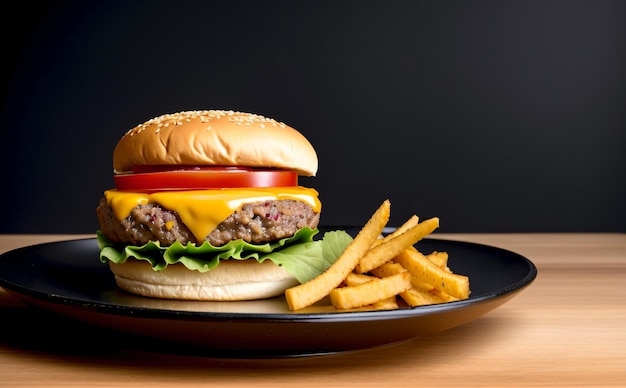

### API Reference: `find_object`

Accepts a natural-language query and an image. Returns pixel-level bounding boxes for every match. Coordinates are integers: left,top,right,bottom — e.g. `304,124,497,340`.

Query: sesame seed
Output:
123,109,290,139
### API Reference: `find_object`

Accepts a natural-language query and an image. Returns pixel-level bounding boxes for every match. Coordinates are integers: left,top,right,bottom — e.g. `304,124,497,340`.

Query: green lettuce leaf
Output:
97,228,353,284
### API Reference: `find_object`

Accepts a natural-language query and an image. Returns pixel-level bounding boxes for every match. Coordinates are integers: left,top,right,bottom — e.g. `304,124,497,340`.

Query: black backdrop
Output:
2,0,625,233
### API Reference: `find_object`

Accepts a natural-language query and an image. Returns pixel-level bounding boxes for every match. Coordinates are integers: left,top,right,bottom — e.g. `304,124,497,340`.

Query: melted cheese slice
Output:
104,187,321,242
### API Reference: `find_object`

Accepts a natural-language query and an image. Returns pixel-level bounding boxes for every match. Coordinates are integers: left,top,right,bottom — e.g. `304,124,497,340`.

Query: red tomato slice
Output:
114,166,298,192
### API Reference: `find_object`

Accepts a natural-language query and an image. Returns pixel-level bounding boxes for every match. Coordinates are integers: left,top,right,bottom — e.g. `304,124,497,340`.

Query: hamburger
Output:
96,110,350,301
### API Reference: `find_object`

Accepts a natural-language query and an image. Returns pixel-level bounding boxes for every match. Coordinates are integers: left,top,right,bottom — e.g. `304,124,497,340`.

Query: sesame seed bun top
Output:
112,110,318,176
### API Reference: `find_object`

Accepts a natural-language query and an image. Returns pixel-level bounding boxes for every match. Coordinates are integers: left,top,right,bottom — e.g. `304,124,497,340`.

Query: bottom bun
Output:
109,259,300,301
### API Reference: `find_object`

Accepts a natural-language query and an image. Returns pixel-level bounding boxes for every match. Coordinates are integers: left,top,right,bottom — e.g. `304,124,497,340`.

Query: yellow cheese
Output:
103,187,321,242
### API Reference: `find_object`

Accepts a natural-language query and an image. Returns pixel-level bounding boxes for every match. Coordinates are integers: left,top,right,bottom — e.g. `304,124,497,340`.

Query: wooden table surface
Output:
1,233,624,387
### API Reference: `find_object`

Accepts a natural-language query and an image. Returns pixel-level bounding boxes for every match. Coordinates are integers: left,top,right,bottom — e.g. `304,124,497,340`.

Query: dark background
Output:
2,0,625,234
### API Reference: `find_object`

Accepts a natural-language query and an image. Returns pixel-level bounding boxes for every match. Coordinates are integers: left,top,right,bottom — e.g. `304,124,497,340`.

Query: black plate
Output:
0,228,536,358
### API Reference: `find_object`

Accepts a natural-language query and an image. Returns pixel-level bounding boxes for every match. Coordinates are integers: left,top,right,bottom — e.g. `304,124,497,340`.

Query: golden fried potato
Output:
356,217,439,274
394,247,470,300
329,272,411,310
285,199,391,311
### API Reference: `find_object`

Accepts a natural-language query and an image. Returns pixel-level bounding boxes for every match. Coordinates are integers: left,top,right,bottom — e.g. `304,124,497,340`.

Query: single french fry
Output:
369,262,406,277
285,199,391,311
356,217,440,274
368,296,399,310
425,250,449,269
409,274,436,291
429,288,459,302
343,272,379,286
329,272,411,310
394,247,470,300
342,296,400,312
371,215,419,248
399,287,446,307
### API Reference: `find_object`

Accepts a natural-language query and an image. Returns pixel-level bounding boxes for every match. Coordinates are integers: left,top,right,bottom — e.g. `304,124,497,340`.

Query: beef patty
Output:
96,198,320,247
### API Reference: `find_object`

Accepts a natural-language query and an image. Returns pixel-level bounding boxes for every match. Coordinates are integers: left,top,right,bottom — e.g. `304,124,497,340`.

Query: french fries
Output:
371,214,419,248
285,199,471,311
285,199,391,311
393,248,470,300
355,217,439,274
